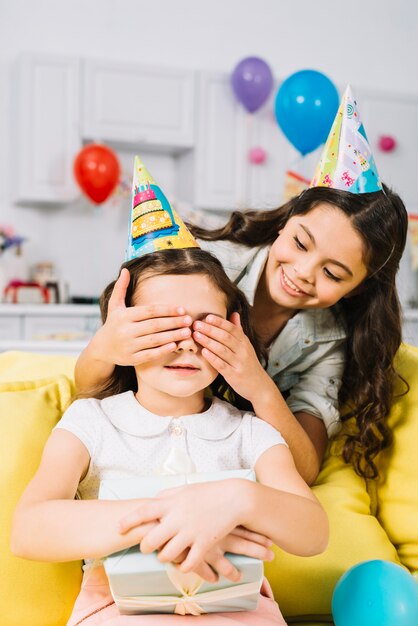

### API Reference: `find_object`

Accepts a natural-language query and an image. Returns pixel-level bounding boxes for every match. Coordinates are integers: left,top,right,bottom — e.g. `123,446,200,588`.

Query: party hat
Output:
310,85,382,193
127,156,199,260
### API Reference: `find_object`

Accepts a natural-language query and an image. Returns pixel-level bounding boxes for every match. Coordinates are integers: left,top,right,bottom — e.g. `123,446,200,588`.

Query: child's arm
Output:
118,445,328,574
193,312,327,483
12,429,274,581
75,269,191,394
11,429,158,562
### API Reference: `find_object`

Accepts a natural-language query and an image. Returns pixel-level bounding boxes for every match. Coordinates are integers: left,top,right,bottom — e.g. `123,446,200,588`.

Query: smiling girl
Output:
75,89,408,484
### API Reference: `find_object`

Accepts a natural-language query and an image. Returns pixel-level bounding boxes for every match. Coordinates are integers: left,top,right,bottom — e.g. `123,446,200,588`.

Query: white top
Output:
55,392,287,502
198,239,347,436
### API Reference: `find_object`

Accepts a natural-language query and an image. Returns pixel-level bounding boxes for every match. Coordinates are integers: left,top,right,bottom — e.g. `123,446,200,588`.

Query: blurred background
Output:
1,0,418,351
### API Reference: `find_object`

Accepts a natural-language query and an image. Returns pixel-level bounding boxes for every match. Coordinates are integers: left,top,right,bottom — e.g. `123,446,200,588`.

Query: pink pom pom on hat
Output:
310,85,383,194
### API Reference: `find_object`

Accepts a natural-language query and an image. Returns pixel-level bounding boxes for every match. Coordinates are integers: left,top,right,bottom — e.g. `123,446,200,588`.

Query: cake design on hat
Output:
310,85,382,194
127,156,199,260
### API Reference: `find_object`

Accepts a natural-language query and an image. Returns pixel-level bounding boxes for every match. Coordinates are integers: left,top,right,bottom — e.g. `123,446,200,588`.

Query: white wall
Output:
1,0,417,297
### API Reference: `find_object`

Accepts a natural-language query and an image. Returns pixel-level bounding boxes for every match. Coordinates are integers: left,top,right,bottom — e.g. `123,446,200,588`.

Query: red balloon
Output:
73,144,120,204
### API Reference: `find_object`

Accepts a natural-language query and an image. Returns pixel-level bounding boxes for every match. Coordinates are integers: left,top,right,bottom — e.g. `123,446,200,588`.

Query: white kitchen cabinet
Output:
181,72,246,210
245,100,295,210
0,304,101,355
0,316,21,341
356,89,418,206
13,53,81,203
82,59,195,151
177,72,293,212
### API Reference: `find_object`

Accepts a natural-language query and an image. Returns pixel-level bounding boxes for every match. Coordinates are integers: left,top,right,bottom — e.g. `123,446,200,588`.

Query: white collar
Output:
101,392,244,441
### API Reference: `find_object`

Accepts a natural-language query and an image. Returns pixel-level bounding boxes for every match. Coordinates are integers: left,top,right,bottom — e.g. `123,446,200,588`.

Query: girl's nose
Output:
293,260,315,284
175,335,198,353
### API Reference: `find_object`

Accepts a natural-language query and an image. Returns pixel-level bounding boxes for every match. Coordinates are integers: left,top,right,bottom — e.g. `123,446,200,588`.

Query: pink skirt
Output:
67,565,286,625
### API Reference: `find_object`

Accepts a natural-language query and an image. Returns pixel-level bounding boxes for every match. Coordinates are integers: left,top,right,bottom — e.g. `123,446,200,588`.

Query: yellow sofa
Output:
1,346,418,626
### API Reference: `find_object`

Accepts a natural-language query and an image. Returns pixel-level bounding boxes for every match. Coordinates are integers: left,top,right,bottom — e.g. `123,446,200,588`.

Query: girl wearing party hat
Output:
76,86,408,489
12,193,328,623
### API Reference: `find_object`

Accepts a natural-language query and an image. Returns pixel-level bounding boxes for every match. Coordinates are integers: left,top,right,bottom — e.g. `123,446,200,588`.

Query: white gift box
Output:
99,469,263,615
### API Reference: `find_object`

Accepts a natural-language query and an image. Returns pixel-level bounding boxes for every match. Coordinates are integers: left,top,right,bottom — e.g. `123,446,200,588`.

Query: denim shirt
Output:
198,239,347,436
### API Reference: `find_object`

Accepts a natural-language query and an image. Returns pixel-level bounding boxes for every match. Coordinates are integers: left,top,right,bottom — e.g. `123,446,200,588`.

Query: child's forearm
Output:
74,340,115,395
11,498,150,562
238,480,328,557
249,379,322,484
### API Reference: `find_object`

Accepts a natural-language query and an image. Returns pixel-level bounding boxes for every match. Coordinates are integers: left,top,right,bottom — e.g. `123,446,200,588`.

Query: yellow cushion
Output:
0,350,76,385
265,447,400,619
0,375,82,626
266,343,418,620
374,343,418,573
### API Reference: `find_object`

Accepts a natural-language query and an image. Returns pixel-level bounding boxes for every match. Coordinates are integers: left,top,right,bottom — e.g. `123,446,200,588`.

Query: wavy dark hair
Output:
189,184,409,479
93,248,265,409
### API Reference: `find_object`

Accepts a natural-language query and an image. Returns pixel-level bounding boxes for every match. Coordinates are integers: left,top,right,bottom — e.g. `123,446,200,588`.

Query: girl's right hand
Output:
90,268,193,366
172,526,274,583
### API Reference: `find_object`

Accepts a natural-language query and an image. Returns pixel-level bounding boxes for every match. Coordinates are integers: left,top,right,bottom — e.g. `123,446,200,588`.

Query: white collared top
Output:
198,239,347,436
55,392,286,503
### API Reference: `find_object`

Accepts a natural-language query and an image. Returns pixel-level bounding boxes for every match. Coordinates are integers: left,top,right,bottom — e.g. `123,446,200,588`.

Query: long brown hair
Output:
190,185,409,479
93,248,265,409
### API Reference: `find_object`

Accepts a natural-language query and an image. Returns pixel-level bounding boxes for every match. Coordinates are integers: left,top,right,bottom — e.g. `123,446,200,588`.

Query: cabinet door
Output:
14,54,81,203
358,89,418,206
191,72,246,211
0,317,21,340
23,315,100,341
82,60,195,150
246,93,296,210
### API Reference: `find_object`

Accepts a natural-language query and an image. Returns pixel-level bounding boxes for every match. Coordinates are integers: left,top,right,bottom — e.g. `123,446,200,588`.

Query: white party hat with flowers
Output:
127,156,199,260
310,85,382,193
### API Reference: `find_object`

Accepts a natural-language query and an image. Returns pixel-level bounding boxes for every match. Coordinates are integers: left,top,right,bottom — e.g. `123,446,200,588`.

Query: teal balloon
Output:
332,560,418,626
274,69,339,155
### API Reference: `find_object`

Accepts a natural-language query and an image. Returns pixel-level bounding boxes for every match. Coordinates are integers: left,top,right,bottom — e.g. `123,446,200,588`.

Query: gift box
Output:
99,469,263,615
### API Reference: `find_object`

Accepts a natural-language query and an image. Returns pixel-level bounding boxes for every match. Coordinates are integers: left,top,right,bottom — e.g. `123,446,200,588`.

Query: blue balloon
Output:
274,69,339,155
332,560,418,626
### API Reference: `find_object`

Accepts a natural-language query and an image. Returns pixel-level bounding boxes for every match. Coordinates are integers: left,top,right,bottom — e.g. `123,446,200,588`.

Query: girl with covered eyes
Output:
75,89,408,485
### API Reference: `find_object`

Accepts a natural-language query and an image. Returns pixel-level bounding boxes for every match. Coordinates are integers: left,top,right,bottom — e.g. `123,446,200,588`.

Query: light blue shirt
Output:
199,239,347,436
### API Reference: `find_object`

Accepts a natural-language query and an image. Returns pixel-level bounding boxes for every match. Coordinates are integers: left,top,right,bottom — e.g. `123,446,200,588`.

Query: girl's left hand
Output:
193,312,271,404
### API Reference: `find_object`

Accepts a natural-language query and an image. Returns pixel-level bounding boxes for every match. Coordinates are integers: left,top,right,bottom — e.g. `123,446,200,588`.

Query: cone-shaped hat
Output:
127,156,199,261
310,85,382,193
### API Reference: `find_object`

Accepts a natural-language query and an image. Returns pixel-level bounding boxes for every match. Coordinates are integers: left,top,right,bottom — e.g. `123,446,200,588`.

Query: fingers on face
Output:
132,326,191,351
193,331,235,366
108,269,130,311
194,319,237,347
126,308,192,328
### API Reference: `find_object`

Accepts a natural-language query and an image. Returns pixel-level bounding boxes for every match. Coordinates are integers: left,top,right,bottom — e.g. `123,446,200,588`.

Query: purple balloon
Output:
231,57,273,113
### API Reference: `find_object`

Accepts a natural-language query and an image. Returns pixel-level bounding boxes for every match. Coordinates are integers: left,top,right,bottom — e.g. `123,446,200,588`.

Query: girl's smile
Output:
280,266,311,298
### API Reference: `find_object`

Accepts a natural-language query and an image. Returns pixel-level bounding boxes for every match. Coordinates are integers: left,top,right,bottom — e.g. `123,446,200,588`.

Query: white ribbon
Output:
157,446,197,475
112,566,263,615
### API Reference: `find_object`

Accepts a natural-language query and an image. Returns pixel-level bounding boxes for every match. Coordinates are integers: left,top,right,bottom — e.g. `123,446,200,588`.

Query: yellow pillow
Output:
0,376,82,626
265,443,400,620
374,343,418,573
0,350,76,385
